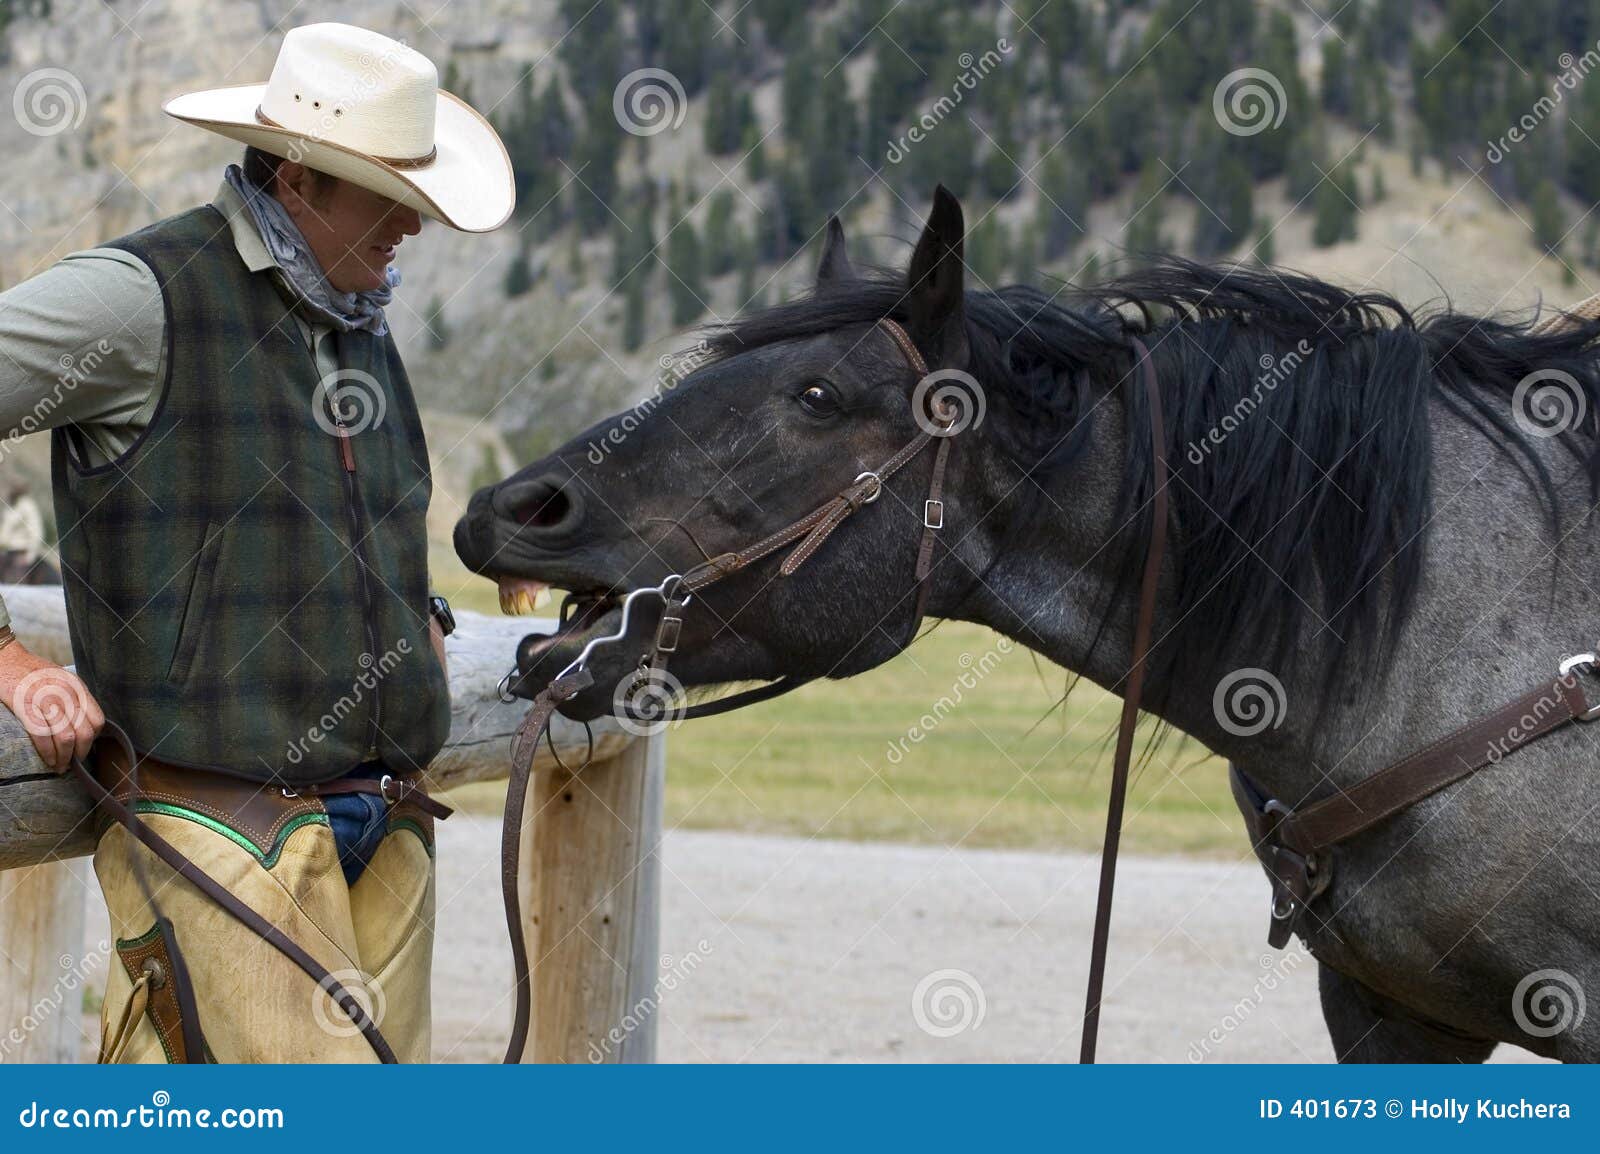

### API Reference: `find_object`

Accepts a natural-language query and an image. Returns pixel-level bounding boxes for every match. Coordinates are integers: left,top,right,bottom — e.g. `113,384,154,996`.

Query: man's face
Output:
273,161,423,293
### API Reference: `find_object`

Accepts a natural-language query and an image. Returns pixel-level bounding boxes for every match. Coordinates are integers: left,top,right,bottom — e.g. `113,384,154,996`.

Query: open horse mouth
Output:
454,472,663,699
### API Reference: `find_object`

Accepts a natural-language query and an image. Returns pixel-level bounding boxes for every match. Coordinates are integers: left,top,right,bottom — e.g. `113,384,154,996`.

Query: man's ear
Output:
816,216,855,291
274,160,311,221
905,185,968,368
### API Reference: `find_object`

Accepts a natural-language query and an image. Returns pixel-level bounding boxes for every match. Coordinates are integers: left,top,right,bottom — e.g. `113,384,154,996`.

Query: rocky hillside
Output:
0,0,1594,506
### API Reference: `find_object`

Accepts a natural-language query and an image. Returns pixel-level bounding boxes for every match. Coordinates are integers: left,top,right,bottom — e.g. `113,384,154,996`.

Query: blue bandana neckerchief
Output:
224,163,400,337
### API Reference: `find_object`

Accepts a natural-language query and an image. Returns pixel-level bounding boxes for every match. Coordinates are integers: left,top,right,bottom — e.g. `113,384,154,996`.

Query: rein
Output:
500,321,1166,1064
499,317,958,1062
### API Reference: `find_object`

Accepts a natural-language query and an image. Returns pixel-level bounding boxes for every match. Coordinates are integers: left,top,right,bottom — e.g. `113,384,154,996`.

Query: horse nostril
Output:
493,475,583,535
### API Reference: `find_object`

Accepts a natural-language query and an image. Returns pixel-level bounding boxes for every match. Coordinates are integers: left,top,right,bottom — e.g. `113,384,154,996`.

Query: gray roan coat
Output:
457,187,1600,1062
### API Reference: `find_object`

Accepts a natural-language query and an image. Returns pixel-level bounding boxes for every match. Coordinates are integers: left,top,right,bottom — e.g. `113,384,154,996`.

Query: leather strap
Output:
502,669,593,1063
1234,665,1595,953
1080,337,1167,1063
1277,672,1589,855
296,776,454,821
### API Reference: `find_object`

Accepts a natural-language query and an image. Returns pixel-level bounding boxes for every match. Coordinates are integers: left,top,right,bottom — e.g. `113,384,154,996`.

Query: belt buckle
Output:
379,774,399,804
923,499,944,529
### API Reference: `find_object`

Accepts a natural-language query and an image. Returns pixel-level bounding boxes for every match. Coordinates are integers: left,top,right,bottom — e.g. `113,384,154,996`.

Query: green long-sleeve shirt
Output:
0,178,338,630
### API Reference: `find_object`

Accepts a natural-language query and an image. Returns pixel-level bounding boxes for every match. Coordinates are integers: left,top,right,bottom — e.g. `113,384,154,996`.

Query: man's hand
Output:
0,639,106,771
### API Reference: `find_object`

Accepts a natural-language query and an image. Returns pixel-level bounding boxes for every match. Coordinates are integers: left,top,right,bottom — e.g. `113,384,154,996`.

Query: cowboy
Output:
0,23,513,1062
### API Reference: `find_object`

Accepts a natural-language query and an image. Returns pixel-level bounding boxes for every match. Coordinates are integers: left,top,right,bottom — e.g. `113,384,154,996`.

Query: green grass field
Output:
431,545,1241,857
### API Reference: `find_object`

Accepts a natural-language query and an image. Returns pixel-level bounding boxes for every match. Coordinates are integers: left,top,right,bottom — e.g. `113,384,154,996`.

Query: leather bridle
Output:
500,317,965,1060
500,319,1170,1064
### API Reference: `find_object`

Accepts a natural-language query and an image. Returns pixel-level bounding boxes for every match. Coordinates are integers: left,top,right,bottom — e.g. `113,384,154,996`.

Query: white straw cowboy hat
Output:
163,22,514,232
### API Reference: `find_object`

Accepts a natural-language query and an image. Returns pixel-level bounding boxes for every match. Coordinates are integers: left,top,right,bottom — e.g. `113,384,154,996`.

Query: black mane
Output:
706,258,1600,693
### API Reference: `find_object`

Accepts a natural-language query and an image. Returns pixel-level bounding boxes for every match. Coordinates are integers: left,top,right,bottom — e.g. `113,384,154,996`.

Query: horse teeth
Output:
498,580,552,615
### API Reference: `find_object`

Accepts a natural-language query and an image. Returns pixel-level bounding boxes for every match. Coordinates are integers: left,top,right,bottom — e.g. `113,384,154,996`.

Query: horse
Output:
454,186,1600,1063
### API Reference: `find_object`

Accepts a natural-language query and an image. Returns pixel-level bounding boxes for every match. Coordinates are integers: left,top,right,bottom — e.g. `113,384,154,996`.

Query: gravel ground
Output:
73,817,1542,1063
426,819,1546,1064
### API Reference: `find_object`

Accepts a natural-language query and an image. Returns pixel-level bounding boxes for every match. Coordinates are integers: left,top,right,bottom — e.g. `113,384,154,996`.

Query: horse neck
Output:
959,383,1591,807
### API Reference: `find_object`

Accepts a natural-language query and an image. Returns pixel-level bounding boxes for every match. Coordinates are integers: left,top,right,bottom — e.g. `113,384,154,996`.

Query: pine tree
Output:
622,272,647,352
665,216,707,325
425,295,450,349
1532,179,1565,254
1312,163,1359,247
1252,220,1276,266
503,243,535,298
704,190,739,277
1036,151,1089,261
1125,163,1168,259
703,71,746,155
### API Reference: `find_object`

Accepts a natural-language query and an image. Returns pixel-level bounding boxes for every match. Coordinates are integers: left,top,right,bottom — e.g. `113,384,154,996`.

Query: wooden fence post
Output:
0,860,89,1063
0,584,668,1064
518,729,666,1063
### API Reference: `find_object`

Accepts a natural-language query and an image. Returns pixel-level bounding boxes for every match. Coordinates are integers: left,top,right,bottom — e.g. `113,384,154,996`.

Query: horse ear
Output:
905,185,968,367
816,216,855,289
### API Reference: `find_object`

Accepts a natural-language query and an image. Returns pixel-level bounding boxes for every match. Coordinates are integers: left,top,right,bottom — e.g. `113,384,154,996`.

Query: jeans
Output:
322,761,393,885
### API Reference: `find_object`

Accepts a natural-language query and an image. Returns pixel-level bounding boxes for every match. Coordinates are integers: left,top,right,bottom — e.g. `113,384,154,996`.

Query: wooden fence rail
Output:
0,585,663,1063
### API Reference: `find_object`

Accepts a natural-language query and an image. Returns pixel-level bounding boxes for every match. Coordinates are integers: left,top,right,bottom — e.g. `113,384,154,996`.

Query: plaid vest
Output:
51,206,451,785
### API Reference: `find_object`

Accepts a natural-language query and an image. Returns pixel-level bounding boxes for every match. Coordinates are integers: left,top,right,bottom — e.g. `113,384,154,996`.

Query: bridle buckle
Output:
851,471,883,504
1558,652,1600,720
923,499,944,530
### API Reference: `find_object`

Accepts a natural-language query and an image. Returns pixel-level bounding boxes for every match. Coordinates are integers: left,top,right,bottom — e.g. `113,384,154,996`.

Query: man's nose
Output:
395,205,423,237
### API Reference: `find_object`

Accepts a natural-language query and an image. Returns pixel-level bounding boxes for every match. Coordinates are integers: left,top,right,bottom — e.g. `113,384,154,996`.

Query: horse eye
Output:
797,383,839,417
